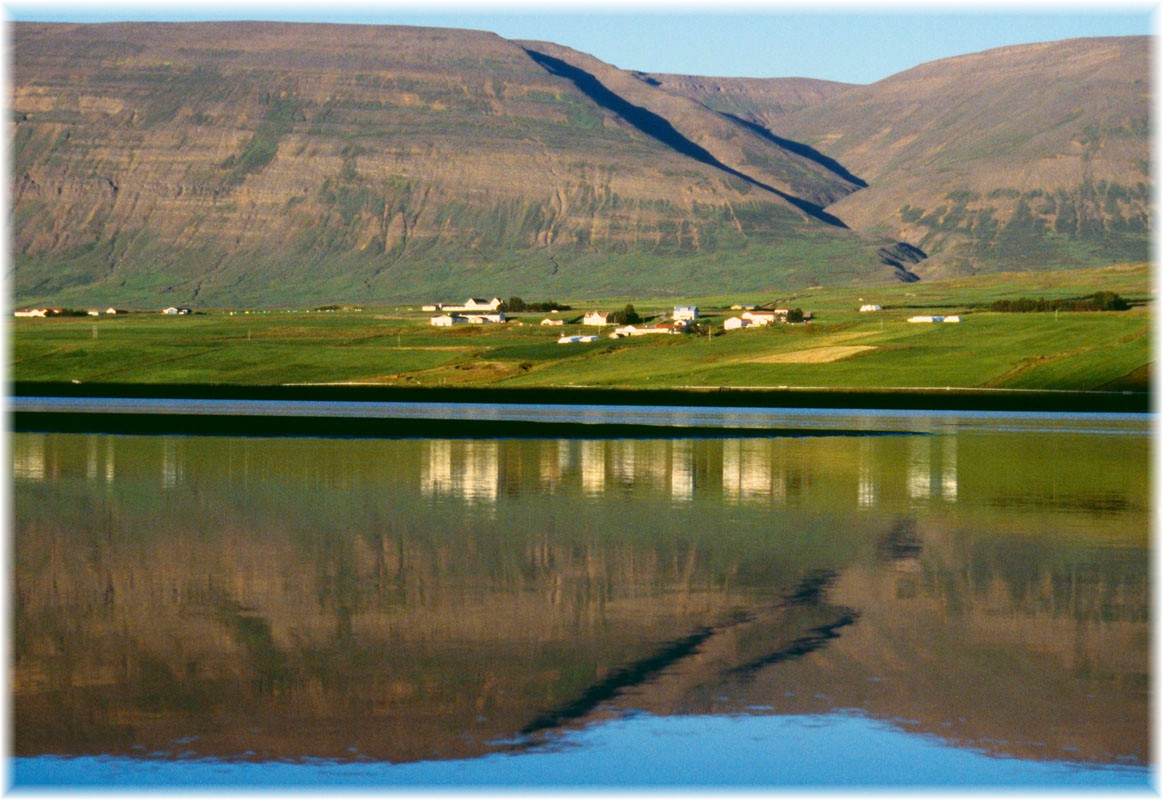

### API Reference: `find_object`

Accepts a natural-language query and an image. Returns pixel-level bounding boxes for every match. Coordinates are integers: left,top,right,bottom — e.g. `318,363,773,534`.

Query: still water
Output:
10,408,1151,789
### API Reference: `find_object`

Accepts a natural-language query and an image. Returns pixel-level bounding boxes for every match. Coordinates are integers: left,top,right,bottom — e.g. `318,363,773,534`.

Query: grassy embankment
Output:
11,264,1151,395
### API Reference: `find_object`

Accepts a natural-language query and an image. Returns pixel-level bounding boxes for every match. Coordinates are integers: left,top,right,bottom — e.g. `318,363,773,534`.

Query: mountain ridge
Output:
10,23,1150,307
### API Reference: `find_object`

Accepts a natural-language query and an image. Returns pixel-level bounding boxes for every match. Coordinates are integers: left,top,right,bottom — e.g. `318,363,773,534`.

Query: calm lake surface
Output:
11,406,1151,789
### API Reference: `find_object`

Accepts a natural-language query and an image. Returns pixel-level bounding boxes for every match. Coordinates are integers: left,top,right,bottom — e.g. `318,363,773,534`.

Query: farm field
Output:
10,264,1152,395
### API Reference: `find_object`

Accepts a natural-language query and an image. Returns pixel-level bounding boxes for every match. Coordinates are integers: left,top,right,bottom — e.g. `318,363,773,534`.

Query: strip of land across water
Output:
11,381,1150,439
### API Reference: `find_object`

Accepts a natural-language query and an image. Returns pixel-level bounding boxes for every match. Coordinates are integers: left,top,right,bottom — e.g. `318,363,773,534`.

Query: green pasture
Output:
9,264,1152,393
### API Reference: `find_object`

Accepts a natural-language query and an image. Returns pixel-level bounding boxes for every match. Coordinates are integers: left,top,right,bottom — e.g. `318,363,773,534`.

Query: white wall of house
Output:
742,311,776,326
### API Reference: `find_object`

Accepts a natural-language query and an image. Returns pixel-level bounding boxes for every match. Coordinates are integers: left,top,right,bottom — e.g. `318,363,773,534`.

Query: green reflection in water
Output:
12,427,1149,772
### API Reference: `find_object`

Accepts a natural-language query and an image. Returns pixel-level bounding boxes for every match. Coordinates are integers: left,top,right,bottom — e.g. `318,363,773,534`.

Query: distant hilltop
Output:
11,23,1150,308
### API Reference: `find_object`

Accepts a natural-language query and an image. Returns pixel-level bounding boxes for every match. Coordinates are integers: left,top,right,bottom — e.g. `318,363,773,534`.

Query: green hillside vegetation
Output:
12,264,1150,394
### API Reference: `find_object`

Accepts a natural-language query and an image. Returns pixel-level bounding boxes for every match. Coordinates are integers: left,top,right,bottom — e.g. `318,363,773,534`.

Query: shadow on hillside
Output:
722,112,868,189
523,47,848,229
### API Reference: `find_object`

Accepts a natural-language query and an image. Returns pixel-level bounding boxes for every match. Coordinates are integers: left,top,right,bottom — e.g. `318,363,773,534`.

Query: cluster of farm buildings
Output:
15,296,960,327
14,306,192,317
423,297,818,343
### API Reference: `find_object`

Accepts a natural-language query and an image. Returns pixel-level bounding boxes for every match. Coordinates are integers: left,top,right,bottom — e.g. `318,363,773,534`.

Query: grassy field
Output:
10,264,1151,394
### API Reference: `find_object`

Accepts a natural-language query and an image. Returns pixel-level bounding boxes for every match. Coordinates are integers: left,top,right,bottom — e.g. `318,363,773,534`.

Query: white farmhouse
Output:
429,297,503,313
742,310,778,326
461,297,503,311
609,325,671,339
673,305,699,321
463,312,506,324
430,314,464,327
583,312,610,326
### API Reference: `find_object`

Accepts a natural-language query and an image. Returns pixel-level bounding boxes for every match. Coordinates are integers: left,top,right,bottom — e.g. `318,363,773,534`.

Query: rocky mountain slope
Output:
697,36,1150,279
10,23,1150,307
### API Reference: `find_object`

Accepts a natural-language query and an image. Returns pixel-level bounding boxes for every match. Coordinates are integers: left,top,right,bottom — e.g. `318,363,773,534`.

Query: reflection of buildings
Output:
942,439,957,501
539,440,572,492
907,437,958,506
858,440,877,509
533,440,700,502
670,441,693,502
609,441,670,491
12,434,46,482
423,439,454,495
86,435,115,483
580,441,605,496
611,440,636,488
162,438,184,489
421,440,499,506
14,433,116,485
722,440,784,504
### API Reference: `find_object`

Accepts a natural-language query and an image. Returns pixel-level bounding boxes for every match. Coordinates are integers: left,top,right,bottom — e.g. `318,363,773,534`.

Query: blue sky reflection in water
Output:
10,411,1150,790
12,712,1151,788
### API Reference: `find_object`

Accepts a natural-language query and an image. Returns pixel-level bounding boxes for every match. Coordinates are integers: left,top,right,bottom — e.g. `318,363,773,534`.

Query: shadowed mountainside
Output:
10,23,1150,307
760,36,1152,278
11,21,903,308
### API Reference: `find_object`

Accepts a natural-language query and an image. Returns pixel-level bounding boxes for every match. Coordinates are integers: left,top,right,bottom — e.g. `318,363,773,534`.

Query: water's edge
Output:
11,381,1151,413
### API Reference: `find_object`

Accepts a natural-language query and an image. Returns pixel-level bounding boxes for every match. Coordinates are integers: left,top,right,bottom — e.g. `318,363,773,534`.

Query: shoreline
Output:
10,381,1150,438
11,381,1151,414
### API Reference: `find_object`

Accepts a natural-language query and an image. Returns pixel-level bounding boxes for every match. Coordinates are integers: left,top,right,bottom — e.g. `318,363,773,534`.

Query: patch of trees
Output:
990,292,1130,313
504,297,572,312
608,304,642,325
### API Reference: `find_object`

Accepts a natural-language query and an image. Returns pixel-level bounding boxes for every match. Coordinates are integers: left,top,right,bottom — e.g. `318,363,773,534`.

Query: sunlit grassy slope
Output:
11,264,1151,393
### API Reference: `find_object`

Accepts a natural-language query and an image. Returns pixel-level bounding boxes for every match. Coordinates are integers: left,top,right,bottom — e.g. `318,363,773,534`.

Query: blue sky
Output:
5,2,1156,83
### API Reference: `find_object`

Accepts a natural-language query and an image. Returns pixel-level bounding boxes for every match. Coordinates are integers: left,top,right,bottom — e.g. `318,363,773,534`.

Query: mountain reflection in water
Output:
11,421,1149,786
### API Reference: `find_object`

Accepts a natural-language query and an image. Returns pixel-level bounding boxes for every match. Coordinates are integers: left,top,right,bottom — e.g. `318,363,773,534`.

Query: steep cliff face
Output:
12,22,904,307
10,24,1151,307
